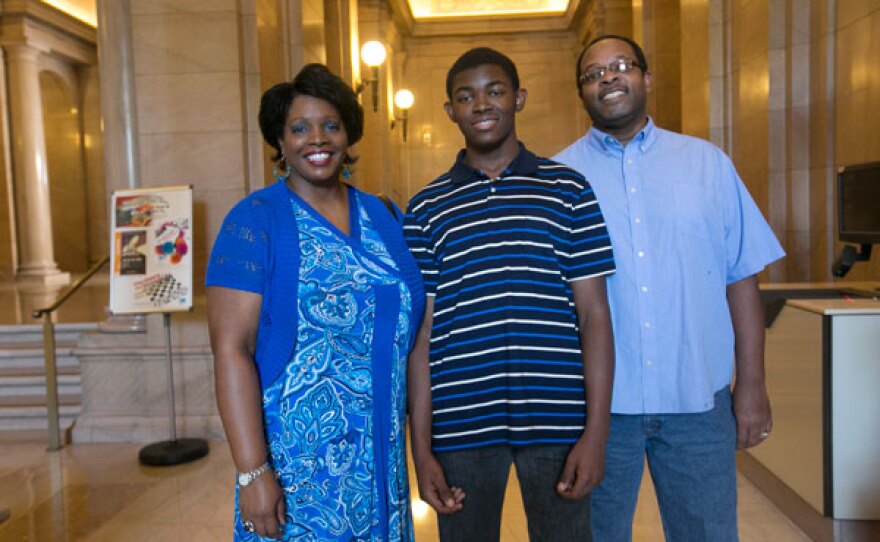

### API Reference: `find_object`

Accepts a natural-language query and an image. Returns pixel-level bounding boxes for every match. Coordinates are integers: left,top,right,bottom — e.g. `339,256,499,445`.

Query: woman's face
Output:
279,95,349,187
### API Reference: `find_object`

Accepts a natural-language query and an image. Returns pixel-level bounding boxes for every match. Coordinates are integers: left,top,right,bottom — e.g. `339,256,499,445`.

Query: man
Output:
554,35,786,541
404,47,615,542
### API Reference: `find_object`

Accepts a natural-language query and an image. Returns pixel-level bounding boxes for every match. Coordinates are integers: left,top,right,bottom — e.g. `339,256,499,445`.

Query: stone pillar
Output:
324,0,360,86
5,44,69,285
0,45,19,276
96,0,139,191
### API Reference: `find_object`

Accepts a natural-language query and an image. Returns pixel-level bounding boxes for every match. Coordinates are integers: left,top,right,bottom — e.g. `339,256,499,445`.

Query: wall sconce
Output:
357,41,387,112
392,89,414,142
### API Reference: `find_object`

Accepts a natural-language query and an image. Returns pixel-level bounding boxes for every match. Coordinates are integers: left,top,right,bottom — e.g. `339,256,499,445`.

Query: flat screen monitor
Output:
838,162,880,244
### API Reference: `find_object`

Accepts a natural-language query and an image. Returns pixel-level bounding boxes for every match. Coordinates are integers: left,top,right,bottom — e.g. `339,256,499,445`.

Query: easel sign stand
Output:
138,312,209,466
109,185,208,466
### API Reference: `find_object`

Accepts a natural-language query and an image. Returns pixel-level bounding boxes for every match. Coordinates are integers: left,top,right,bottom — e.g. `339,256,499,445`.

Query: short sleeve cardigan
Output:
206,180,425,390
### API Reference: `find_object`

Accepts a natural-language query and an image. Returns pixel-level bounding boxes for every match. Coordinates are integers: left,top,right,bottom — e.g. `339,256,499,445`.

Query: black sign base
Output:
138,438,209,466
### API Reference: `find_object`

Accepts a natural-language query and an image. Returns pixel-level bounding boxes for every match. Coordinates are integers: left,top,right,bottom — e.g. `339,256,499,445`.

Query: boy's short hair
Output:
446,47,520,99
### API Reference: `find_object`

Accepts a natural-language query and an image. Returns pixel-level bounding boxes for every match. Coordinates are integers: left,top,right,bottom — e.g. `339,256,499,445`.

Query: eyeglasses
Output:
578,59,643,85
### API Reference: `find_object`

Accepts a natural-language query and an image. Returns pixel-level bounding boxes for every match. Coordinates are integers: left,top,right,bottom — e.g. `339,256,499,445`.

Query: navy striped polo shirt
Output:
404,144,615,452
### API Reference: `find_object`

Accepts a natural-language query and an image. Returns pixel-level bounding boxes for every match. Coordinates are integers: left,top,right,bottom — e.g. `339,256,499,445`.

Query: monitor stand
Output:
832,243,873,278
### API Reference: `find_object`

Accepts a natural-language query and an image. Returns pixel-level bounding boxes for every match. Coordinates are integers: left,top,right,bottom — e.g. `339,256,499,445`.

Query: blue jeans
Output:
435,445,591,542
591,387,738,542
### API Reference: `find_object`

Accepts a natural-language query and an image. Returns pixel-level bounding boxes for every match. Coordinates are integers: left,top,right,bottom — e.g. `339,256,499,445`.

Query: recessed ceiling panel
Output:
407,0,569,19
43,0,97,26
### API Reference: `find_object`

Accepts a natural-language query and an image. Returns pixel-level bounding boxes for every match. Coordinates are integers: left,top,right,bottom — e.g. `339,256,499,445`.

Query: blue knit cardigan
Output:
205,180,425,390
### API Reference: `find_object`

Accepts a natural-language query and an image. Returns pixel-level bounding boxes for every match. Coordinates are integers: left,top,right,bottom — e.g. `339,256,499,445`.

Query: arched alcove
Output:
39,70,90,273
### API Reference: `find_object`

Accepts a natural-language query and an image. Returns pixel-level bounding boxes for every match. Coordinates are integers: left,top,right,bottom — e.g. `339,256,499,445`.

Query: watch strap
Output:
238,461,271,486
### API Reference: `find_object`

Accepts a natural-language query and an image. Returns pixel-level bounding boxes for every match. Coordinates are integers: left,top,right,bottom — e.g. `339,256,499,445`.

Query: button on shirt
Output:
554,118,785,414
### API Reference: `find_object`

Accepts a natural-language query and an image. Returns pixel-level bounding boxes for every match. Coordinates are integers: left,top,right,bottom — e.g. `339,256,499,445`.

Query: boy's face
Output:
444,63,526,152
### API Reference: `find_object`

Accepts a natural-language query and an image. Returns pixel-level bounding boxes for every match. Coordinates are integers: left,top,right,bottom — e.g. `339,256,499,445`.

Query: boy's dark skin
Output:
407,62,614,516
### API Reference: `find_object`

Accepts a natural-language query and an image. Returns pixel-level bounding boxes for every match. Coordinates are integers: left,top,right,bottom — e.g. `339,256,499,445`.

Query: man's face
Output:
578,38,651,135
444,63,526,152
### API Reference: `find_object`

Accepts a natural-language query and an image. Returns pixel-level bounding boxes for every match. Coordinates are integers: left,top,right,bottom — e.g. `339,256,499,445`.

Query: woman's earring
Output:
341,163,352,181
273,157,291,182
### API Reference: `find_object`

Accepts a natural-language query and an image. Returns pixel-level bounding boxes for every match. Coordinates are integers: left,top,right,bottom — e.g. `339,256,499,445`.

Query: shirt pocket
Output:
672,183,714,240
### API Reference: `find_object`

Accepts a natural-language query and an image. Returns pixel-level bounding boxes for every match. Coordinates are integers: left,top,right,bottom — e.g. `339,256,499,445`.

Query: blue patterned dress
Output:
234,190,416,541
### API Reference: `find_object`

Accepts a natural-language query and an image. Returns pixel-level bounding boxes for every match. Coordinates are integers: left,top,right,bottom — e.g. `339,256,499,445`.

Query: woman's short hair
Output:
258,64,364,162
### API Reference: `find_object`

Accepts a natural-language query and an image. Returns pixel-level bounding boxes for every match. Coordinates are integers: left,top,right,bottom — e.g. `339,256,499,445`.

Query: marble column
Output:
324,0,360,86
0,46,19,275
96,0,139,191
5,44,69,285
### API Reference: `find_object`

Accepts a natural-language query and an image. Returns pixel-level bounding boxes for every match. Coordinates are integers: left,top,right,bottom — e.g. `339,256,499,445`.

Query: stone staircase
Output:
0,322,97,442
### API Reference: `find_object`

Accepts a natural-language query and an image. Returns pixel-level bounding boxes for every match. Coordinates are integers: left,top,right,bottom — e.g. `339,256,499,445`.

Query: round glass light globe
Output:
394,89,415,110
360,41,387,67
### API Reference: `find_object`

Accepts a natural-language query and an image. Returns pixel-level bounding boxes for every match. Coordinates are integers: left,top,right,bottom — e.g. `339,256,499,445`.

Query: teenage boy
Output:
404,47,615,542
554,35,785,541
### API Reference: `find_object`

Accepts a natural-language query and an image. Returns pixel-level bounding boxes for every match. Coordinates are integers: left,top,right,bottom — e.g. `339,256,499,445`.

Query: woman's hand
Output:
240,473,286,539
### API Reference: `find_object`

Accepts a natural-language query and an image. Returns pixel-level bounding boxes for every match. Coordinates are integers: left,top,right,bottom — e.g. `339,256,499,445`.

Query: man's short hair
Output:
575,35,649,88
446,47,520,100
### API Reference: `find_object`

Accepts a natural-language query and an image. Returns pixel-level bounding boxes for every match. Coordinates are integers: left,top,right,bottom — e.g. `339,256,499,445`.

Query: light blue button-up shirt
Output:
554,118,785,414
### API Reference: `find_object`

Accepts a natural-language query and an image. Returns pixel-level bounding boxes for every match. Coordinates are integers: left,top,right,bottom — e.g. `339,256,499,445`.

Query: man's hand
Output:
733,380,772,449
556,432,606,499
415,454,465,514
727,275,773,450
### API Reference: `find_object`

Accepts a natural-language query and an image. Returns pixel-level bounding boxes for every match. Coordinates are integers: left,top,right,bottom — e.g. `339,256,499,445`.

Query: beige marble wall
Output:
40,70,90,273
351,0,401,199
399,32,584,203
766,0,793,282
730,0,775,269
80,65,107,265
0,48,17,279
130,0,253,285
642,0,682,133
778,0,834,282
806,0,835,282
301,0,327,65
255,0,288,187
680,0,710,140
834,1,880,281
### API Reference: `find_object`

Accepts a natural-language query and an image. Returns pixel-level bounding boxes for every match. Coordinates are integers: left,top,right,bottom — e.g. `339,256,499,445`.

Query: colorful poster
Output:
109,186,193,314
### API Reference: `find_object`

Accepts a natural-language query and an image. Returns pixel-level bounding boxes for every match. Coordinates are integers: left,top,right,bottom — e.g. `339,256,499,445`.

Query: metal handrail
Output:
32,255,110,451
32,256,110,319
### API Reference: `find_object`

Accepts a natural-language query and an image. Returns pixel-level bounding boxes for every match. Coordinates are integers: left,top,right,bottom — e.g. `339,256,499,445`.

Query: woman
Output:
206,64,424,541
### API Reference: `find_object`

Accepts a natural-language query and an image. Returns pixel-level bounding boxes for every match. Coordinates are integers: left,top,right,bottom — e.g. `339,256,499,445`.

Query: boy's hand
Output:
415,454,465,514
556,432,606,499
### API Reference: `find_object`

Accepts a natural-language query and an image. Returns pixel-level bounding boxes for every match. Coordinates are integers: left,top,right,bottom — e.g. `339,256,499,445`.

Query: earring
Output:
341,163,352,181
273,157,291,182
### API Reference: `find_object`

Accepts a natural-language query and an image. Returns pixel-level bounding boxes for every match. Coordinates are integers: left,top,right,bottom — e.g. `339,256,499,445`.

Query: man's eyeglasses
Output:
578,59,643,85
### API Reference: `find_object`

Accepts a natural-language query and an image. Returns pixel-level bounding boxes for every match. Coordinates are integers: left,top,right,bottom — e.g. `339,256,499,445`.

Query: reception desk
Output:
740,283,880,542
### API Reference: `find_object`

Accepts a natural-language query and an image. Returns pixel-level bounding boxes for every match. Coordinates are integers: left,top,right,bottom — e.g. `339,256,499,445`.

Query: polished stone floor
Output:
0,438,812,541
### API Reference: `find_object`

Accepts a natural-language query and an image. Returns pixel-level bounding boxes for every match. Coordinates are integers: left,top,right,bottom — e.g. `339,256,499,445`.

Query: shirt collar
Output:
587,116,658,154
449,142,539,184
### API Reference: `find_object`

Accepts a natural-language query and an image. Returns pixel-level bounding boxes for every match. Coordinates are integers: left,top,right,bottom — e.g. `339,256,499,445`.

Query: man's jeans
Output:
435,444,591,542
591,386,738,542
